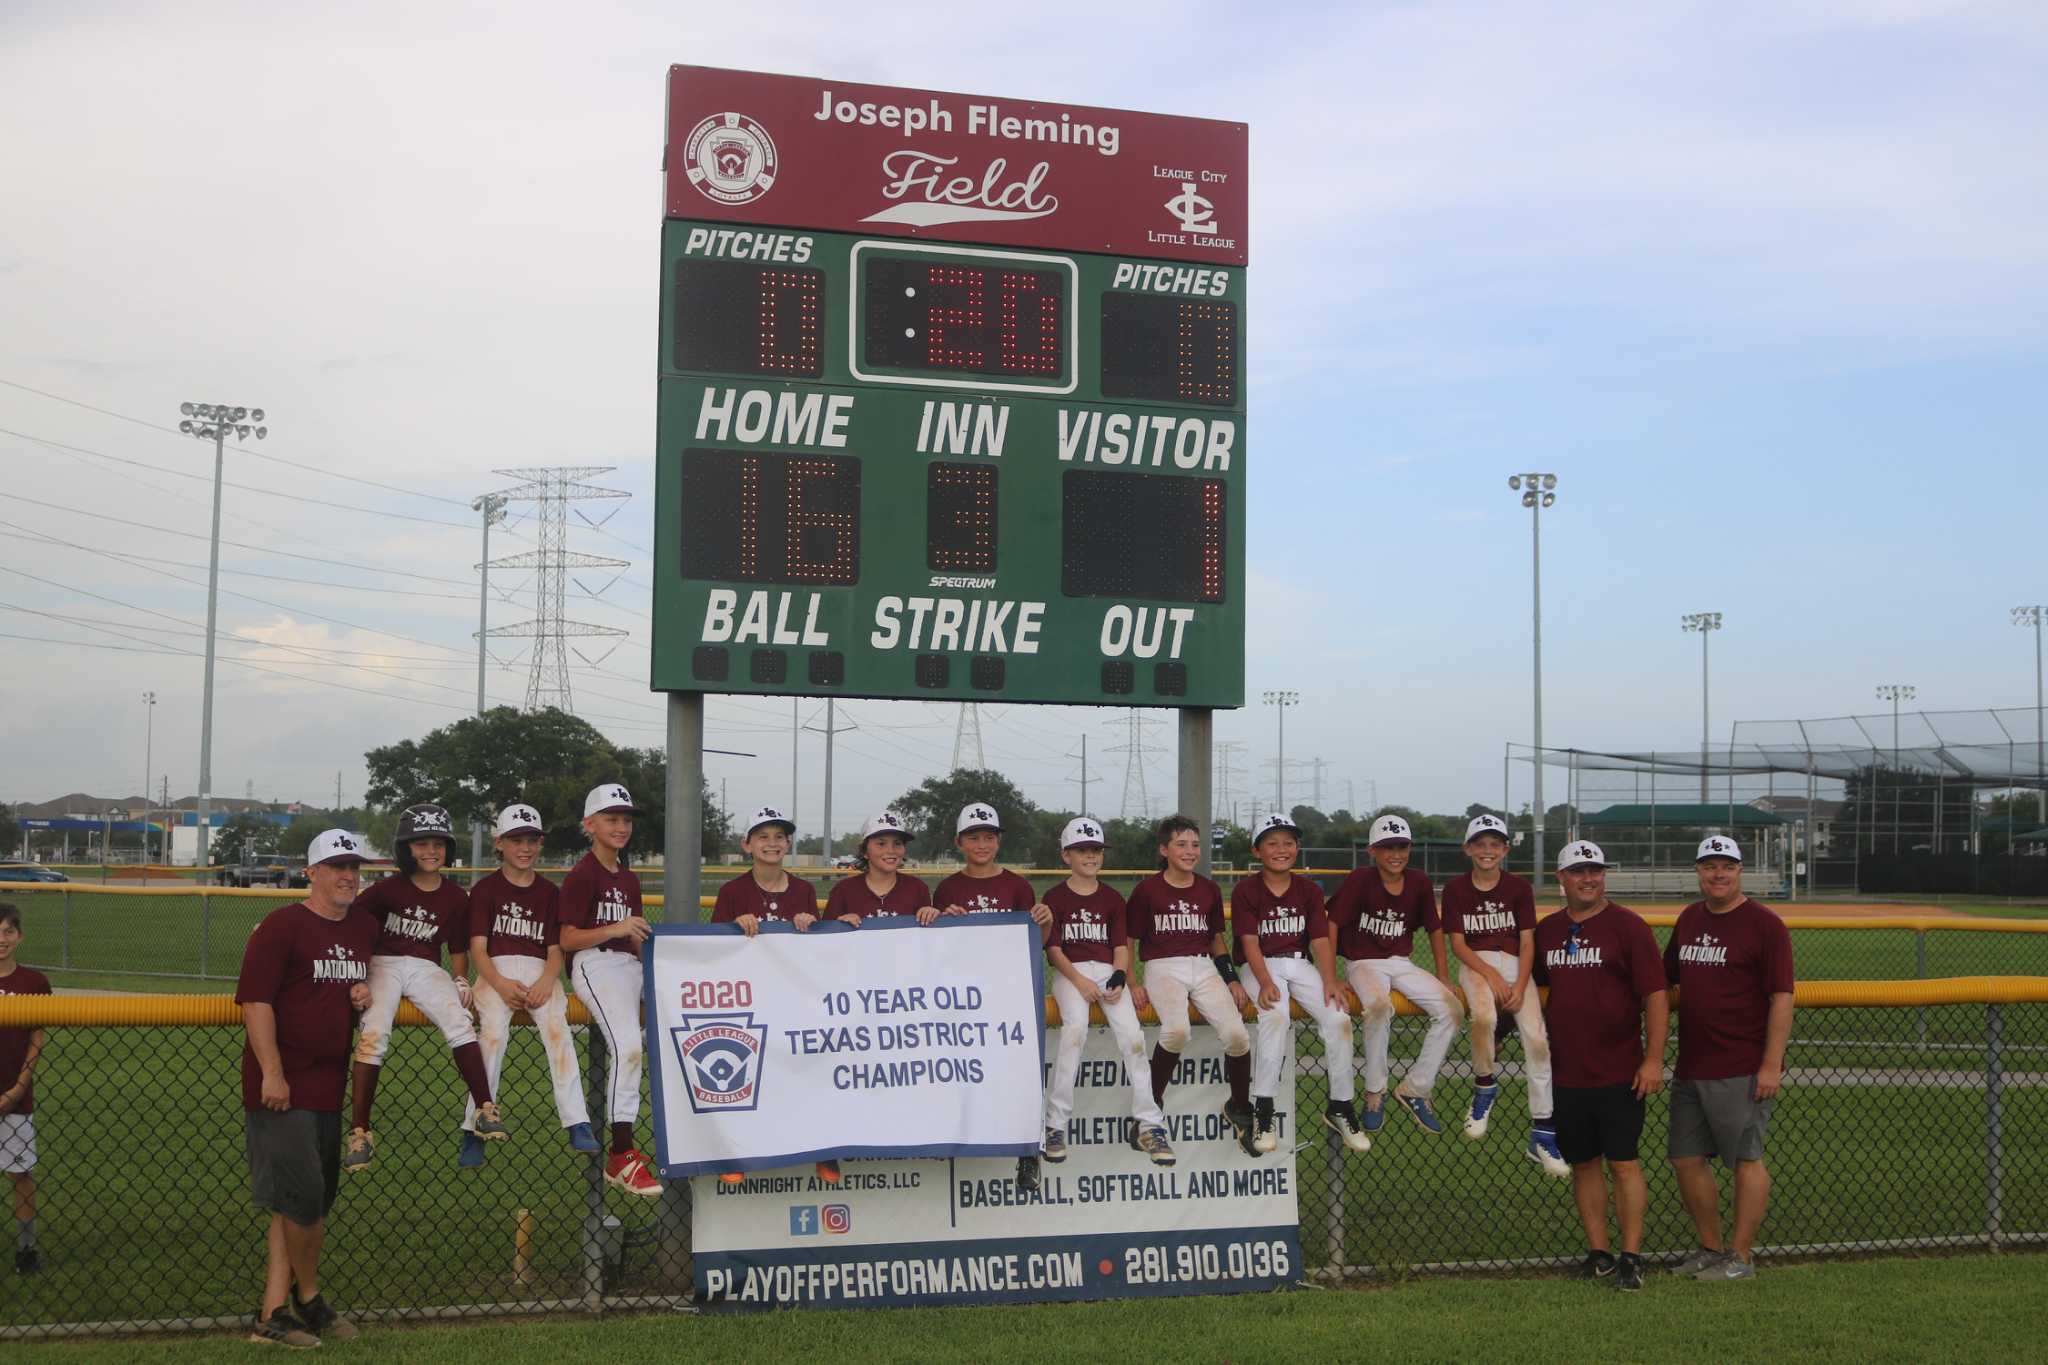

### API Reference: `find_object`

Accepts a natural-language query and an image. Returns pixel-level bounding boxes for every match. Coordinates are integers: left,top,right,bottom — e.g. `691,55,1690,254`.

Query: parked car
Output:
220,860,291,889
0,863,69,883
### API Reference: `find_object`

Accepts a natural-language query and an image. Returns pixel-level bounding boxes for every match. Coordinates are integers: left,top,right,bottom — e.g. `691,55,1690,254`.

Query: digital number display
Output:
1099,293,1238,407
927,463,998,573
864,259,1066,379
673,259,824,378
1062,470,1226,603
680,448,860,585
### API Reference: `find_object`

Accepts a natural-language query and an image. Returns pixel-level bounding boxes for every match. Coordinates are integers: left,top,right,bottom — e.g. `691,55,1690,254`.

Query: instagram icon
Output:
822,1204,852,1235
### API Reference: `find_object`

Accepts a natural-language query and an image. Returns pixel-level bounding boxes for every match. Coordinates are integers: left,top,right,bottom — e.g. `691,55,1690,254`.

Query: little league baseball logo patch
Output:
672,1013,769,1114
683,112,777,204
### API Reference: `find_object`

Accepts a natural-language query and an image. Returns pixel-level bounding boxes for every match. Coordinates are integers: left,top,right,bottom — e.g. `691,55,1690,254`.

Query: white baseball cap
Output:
1464,813,1511,843
860,811,908,844
1368,814,1413,846
1253,812,1301,846
1557,839,1609,871
1060,816,1106,850
308,829,369,867
1695,835,1743,863
956,802,1002,835
494,803,544,838
746,805,796,838
583,783,639,818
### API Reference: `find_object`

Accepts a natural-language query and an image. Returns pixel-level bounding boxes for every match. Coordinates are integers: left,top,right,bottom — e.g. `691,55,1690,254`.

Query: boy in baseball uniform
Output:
0,903,48,1276
932,804,1053,931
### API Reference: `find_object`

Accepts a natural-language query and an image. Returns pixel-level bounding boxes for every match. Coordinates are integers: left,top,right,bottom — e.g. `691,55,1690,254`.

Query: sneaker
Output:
1575,1250,1617,1280
565,1122,601,1155
1671,1246,1731,1276
1613,1253,1644,1292
1133,1125,1177,1166
473,1100,510,1141
1016,1155,1040,1193
815,1160,842,1183
1322,1105,1371,1154
1463,1083,1500,1140
1224,1098,1259,1157
458,1132,487,1168
1694,1255,1757,1281
718,1171,746,1185
342,1126,374,1173
293,1290,358,1341
1042,1127,1068,1163
1361,1096,1386,1133
1394,1083,1445,1135
249,1305,321,1349
1254,1111,1278,1154
605,1149,662,1198
1527,1126,1570,1178
15,1248,39,1274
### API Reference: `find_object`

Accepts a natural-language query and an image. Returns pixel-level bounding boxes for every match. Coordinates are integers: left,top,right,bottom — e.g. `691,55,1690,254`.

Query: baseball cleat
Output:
1463,1083,1500,1140
1322,1105,1371,1153
1612,1253,1644,1292
292,1290,358,1341
15,1248,40,1275
1671,1246,1731,1276
815,1160,842,1183
1693,1255,1756,1281
1224,1098,1259,1157
1394,1083,1445,1135
1042,1127,1068,1163
565,1122,601,1154
605,1149,662,1197
341,1126,375,1173
1016,1155,1040,1193
1361,1094,1386,1133
1134,1125,1177,1166
458,1132,488,1168
1575,1249,1617,1280
1254,1110,1279,1153
473,1100,510,1140
1527,1126,1569,1178
248,1305,320,1349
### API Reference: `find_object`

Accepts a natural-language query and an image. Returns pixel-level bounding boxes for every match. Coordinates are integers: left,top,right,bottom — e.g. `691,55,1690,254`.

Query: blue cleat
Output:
1527,1125,1569,1178
1361,1098,1386,1133
1463,1083,1501,1140
566,1122,601,1155
458,1132,488,1169
1394,1083,1445,1135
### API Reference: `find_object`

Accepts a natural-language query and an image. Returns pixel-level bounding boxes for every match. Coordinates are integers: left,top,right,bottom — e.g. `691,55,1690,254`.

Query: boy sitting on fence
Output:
0,902,49,1275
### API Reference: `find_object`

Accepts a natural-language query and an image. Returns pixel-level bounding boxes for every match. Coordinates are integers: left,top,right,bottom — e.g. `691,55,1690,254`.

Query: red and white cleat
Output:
604,1149,663,1198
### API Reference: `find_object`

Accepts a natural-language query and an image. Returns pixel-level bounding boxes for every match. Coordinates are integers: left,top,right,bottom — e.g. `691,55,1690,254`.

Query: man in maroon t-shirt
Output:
1534,840,1668,1294
1664,837,1795,1282
235,829,378,1345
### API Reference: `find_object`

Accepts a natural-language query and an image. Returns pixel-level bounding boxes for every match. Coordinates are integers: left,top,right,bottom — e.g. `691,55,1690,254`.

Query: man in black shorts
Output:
1534,840,1668,1292
236,829,379,1345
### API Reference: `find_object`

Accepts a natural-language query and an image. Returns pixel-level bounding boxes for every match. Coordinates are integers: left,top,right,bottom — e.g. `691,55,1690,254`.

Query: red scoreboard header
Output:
663,66,1248,265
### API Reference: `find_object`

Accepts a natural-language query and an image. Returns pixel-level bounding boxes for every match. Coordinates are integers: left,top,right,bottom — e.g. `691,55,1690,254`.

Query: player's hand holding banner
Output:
644,915,1046,1175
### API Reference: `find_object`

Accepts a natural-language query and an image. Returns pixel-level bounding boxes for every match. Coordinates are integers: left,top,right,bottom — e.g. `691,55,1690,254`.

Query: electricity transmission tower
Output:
952,704,985,771
1106,711,1161,819
481,466,630,712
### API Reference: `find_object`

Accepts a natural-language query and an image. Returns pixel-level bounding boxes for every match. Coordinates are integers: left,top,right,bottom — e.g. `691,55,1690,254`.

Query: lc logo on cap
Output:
1557,840,1609,870
747,806,796,838
308,829,368,866
583,784,639,818
956,804,1002,835
1695,836,1744,863
494,804,544,837
1368,815,1412,846
1464,813,1510,843
1254,812,1301,845
859,812,906,842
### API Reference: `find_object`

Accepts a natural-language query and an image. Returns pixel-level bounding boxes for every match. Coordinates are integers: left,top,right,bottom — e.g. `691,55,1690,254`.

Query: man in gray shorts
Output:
1663,836,1795,1280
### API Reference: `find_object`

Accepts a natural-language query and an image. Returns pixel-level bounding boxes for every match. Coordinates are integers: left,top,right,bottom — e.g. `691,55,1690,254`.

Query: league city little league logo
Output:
684,112,777,205
672,1012,768,1114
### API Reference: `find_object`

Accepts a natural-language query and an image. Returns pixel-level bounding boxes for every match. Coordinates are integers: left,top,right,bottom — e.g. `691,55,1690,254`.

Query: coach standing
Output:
236,829,378,1346
1535,840,1667,1293
1665,836,1794,1282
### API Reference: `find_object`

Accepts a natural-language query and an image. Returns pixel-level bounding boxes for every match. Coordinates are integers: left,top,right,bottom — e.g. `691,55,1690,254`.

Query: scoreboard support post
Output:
1179,707,1214,876
657,690,703,1284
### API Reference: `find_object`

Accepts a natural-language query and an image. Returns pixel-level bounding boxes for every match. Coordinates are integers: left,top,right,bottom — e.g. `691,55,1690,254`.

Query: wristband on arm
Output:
1212,954,1238,983
1104,969,1127,990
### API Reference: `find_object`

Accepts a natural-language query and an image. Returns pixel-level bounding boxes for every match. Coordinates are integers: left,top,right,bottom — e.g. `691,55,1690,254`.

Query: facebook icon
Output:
789,1205,819,1236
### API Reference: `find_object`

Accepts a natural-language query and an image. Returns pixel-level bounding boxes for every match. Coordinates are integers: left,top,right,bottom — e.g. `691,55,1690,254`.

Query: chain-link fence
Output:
1,984,2041,1338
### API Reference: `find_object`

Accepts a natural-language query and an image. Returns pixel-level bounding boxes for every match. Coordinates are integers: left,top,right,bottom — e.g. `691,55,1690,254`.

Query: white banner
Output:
645,916,1046,1176
690,1028,1302,1309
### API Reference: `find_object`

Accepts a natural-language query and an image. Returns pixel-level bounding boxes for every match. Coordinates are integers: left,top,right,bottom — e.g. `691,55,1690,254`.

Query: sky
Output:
3,0,2045,840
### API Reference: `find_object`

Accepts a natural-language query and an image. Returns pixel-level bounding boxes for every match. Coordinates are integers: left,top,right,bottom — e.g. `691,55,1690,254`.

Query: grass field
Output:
13,1253,2048,1362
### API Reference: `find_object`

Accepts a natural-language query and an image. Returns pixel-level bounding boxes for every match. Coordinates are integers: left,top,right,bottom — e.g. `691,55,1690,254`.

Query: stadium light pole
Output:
1262,690,1298,814
177,402,266,868
1681,613,1723,804
1510,473,1556,885
2013,606,2045,826
141,690,156,868
1875,684,1915,853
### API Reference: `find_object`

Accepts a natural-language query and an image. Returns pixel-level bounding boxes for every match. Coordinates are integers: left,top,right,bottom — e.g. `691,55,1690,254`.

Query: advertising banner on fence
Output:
691,1029,1302,1310
645,916,1046,1176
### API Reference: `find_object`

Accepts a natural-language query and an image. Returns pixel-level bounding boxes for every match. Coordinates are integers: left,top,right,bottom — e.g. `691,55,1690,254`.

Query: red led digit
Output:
997,271,1060,374
927,463,997,572
737,455,761,578
756,269,821,375
785,459,857,582
1176,301,1235,404
925,266,986,368
1201,479,1223,600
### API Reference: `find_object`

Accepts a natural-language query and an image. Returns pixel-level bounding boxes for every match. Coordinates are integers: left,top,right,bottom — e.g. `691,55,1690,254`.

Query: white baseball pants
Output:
354,955,476,1065
1143,955,1250,1056
571,951,645,1125
1346,956,1462,1097
465,954,588,1133
1461,949,1553,1119
1045,961,1162,1132
1252,956,1354,1103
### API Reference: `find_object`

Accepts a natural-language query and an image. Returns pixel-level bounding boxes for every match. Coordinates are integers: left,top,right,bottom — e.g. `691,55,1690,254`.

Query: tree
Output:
0,806,18,858
282,814,330,858
888,768,1040,860
211,813,279,866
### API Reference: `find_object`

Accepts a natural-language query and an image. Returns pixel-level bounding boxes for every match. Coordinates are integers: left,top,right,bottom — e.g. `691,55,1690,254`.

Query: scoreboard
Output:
652,67,1248,708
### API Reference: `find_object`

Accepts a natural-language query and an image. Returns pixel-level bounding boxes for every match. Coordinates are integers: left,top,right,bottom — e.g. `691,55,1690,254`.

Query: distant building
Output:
1749,796,1845,856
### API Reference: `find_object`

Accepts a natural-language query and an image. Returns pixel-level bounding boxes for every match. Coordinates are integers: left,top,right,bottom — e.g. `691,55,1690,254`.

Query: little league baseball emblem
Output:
673,1013,769,1114
683,112,777,205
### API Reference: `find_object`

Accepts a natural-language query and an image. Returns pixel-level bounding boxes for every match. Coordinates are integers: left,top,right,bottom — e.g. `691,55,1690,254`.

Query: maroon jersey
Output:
1230,874,1329,963
1328,868,1439,960
825,873,931,920
560,852,645,959
1534,904,1666,1088
468,870,561,961
356,873,470,962
1441,871,1536,955
0,965,51,1116
1665,899,1795,1081
1045,883,1127,966
1126,873,1224,961
932,868,1037,915
711,872,819,924
234,903,378,1111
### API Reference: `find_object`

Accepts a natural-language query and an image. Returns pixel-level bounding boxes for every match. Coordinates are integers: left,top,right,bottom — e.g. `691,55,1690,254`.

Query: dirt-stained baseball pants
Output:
1252,955,1355,1102
1144,955,1250,1057
570,950,645,1125
1461,949,1552,1118
1346,956,1462,1097
1046,961,1163,1133
465,954,588,1133
354,955,476,1065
